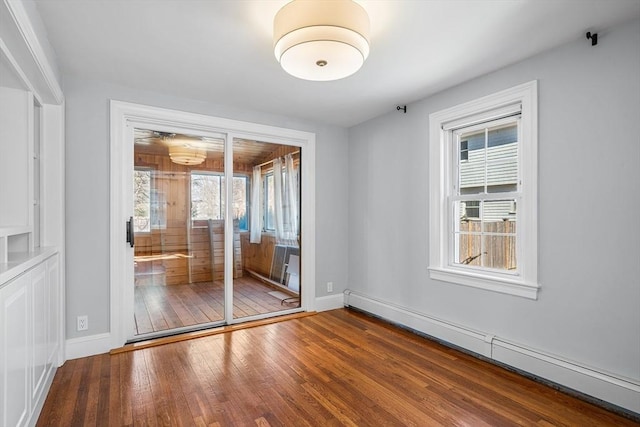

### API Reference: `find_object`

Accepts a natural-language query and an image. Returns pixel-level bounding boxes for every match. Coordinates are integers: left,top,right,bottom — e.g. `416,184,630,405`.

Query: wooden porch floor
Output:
134,275,299,336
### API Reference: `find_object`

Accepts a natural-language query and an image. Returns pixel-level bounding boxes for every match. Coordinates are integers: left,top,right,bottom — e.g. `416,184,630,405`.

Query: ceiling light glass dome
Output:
273,0,370,81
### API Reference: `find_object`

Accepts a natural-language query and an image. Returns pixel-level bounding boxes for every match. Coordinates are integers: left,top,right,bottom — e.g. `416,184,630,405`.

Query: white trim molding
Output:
428,81,539,299
0,0,64,105
344,289,640,414
65,333,112,361
315,294,345,312
110,100,316,349
429,267,539,300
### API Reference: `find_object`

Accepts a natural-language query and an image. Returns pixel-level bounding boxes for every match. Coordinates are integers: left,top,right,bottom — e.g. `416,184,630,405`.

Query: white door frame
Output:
109,100,316,348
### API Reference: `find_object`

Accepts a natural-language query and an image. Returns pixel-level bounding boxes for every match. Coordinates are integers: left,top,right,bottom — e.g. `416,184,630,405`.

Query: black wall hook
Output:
586,31,598,46
397,105,407,113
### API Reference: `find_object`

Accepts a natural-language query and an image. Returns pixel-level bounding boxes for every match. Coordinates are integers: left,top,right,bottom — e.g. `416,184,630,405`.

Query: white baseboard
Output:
344,289,640,414
65,333,112,360
64,296,345,360
65,297,344,360
315,293,345,312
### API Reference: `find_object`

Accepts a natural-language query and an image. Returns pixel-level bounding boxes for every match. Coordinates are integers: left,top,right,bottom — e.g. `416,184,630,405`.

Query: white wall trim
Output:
65,333,112,361
344,289,640,414
0,37,35,97
40,103,66,367
428,267,539,300
1,0,64,104
315,294,344,312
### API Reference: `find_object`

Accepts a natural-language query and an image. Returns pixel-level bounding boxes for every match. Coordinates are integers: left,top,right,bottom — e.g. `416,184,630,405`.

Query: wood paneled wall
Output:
135,220,242,286
240,233,277,278
135,151,254,176
133,153,246,286
133,141,297,286
254,145,298,169
206,219,243,282
134,220,195,286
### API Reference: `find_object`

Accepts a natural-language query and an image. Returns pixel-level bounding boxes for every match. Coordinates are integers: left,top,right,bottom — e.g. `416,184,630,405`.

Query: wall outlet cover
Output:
77,315,88,331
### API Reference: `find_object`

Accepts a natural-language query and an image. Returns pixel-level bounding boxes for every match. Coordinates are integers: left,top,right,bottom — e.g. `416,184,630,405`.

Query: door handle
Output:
126,216,135,247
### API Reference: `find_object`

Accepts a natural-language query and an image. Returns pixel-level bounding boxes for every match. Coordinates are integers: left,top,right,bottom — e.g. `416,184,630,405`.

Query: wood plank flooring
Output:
134,277,299,335
38,309,636,426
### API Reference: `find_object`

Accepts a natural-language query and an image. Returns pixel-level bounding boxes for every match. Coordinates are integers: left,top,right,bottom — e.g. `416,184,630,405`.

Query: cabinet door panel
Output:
1,273,30,427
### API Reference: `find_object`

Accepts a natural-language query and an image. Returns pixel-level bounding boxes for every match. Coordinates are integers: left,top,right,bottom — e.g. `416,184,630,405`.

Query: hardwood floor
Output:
134,276,299,335
38,309,636,426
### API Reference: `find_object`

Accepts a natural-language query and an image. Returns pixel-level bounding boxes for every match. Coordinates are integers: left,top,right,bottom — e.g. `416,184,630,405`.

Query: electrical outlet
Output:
327,281,333,293
77,315,88,331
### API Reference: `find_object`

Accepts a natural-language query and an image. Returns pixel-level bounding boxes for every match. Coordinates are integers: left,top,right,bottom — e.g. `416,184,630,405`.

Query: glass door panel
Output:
233,138,301,320
132,129,226,339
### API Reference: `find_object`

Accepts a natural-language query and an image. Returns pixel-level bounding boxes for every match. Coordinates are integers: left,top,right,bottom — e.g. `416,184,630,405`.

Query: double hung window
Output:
453,117,519,270
428,81,539,299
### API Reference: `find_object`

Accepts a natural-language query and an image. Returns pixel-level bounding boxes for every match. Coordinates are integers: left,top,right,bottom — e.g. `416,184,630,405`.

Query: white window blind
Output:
442,102,521,131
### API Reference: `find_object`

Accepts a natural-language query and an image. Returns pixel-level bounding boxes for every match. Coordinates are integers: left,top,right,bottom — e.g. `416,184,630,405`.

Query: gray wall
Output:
64,76,349,339
348,18,640,381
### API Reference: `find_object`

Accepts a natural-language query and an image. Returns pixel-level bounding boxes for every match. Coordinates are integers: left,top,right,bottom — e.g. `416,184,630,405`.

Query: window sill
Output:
428,266,539,300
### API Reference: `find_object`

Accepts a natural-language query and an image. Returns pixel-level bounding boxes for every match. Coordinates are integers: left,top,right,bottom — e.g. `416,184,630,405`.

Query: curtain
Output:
249,165,262,243
281,153,299,246
272,157,285,244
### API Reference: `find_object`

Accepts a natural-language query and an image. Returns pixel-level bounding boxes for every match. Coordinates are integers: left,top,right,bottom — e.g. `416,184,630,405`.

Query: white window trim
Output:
428,81,539,299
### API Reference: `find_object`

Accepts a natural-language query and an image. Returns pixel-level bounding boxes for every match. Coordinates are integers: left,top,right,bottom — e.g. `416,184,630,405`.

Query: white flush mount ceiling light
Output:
168,136,207,166
273,0,370,81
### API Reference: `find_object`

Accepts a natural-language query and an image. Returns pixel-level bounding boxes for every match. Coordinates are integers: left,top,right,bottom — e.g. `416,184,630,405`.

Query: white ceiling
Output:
33,0,640,128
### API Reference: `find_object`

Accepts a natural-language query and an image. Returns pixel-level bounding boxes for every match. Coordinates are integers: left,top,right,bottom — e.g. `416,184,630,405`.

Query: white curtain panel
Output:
249,165,262,243
282,153,299,247
273,157,285,244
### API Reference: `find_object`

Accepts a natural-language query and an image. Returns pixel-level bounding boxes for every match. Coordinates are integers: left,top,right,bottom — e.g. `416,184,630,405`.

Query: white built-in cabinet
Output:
1,1,65,425
0,81,63,427
0,254,59,427
0,86,34,262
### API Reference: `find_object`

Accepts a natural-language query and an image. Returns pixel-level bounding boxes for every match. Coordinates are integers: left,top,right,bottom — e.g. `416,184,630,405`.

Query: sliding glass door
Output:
129,130,302,341
232,138,301,321
131,129,227,339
